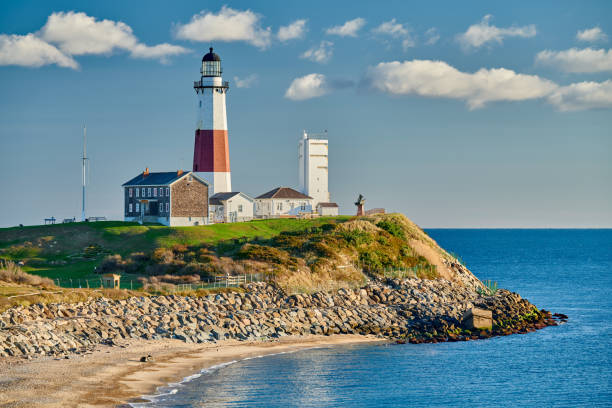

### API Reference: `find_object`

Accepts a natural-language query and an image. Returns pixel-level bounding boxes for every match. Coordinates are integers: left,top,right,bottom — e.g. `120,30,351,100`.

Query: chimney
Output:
143,167,149,177
177,169,184,176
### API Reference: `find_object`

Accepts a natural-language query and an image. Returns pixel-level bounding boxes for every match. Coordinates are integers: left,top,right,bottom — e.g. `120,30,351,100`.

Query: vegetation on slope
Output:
0,214,461,294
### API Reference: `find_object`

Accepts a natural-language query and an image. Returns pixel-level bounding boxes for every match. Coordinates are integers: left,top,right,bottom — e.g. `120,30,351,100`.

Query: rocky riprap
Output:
0,279,564,358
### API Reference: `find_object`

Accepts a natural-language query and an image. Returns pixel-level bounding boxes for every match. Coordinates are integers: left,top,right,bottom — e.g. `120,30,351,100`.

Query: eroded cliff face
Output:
0,279,562,359
234,213,487,293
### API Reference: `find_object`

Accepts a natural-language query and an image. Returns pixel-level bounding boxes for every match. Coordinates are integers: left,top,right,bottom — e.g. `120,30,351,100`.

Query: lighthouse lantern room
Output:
193,47,231,195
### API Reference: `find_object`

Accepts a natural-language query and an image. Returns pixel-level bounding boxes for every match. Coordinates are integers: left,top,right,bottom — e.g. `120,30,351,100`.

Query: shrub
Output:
236,244,297,267
0,260,55,288
339,230,373,246
172,243,189,253
376,220,406,240
98,254,124,273
152,248,174,264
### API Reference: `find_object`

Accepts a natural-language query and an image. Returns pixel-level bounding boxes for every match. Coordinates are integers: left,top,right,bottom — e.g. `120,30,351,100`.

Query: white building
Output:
317,202,339,216
298,131,330,208
254,187,313,218
209,192,254,223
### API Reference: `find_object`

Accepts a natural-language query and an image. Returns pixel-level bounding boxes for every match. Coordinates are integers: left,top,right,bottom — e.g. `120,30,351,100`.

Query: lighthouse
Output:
193,48,231,195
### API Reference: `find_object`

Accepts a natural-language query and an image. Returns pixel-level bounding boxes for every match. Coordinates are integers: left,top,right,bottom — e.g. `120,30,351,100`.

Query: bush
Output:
152,248,174,264
376,220,406,240
339,230,373,246
236,244,297,267
98,254,124,273
0,260,55,288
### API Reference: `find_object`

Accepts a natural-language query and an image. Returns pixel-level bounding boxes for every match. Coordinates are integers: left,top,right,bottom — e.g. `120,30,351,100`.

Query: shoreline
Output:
0,334,384,408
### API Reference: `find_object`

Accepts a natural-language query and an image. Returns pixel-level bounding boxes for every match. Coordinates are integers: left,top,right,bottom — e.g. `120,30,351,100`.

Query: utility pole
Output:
81,125,88,222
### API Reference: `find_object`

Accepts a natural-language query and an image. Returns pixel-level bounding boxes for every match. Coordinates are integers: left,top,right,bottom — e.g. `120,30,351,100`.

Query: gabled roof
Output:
256,187,312,200
122,171,207,187
209,192,242,205
317,202,339,208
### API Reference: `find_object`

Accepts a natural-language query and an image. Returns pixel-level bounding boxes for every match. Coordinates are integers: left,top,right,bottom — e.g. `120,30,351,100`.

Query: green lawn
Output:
0,217,350,281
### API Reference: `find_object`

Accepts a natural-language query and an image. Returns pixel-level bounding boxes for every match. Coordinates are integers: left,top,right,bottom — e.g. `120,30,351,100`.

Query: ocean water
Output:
138,230,612,407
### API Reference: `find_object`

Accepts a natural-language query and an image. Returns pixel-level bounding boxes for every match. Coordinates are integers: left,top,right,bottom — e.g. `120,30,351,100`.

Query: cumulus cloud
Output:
300,41,333,63
233,74,257,88
0,11,186,68
372,19,415,50
424,27,440,45
0,33,78,69
548,80,612,111
536,47,612,73
576,27,608,43
278,19,307,41
285,73,328,100
457,14,536,50
366,59,557,109
175,6,271,49
325,18,366,37
39,11,188,62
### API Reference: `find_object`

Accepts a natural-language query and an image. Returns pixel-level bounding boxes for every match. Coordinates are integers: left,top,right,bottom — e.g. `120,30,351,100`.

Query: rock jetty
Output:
0,279,565,358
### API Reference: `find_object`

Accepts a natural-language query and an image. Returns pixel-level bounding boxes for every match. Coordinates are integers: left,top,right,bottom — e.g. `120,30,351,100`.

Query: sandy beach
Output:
0,334,383,407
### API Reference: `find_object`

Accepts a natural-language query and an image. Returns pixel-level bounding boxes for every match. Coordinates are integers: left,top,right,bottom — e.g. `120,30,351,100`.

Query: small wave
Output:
132,345,330,406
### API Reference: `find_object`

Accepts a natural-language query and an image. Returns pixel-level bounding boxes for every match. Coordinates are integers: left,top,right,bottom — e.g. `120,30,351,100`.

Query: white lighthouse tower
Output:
193,47,231,195
298,130,330,208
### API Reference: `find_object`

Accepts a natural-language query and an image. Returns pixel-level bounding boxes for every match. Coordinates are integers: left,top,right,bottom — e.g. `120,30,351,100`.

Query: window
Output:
166,203,169,213
166,187,169,196
136,188,139,198
238,204,243,212
147,188,151,197
159,188,163,197
153,188,157,197
301,202,306,211
141,188,145,197
136,203,140,212
128,203,132,212
277,202,283,211
129,188,132,197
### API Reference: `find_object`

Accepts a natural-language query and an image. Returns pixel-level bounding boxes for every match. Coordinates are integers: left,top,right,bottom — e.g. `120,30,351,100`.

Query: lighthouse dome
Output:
201,47,222,77
202,47,221,62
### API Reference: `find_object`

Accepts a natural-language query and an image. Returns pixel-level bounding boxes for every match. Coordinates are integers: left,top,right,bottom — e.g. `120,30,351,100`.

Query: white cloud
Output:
278,19,307,41
129,43,189,62
536,47,612,73
424,27,440,45
576,27,608,43
38,11,188,62
0,33,78,69
367,59,557,109
175,6,271,49
325,18,366,37
457,14,536,50
233,74,257,88
372,19,415,50
548,80,612,111
285,73,328,100
373,19,409,38
300,41,333,63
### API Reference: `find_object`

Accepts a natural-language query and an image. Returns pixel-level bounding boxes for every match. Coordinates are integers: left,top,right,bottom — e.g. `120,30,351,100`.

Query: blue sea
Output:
139,230,612,407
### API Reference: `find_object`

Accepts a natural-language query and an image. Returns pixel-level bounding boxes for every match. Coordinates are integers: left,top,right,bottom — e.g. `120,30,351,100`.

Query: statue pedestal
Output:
356,204,364,216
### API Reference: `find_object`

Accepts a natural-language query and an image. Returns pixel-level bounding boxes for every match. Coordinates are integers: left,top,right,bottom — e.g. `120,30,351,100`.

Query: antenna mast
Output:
81,125,88,222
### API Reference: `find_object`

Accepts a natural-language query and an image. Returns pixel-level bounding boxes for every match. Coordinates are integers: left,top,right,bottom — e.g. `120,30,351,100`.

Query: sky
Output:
0,0,611,228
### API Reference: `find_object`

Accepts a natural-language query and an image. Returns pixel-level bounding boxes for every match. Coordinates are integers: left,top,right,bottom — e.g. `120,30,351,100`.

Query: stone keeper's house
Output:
122,169,209,226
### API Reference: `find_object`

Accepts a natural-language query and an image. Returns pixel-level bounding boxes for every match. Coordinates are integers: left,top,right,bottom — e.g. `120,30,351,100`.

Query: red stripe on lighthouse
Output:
193,130,230,172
